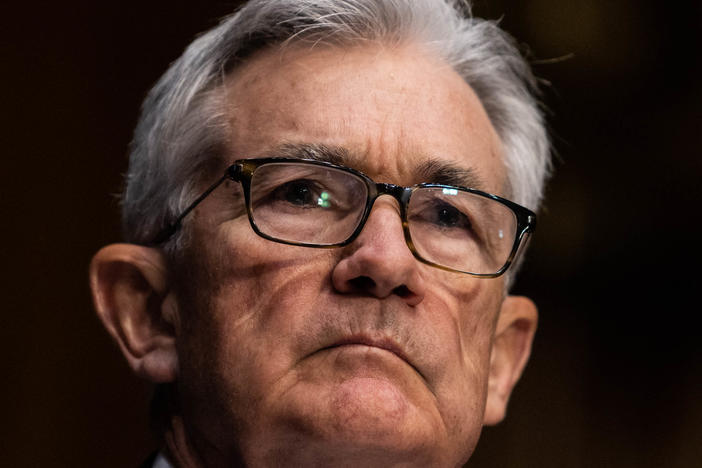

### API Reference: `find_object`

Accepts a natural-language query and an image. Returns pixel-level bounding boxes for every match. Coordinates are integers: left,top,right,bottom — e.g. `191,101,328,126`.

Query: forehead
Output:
223,42,506,193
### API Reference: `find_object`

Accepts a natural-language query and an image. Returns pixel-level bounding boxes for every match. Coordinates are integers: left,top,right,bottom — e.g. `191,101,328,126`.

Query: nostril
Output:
348,277,414,299
392,285,411,298
349,276,376,291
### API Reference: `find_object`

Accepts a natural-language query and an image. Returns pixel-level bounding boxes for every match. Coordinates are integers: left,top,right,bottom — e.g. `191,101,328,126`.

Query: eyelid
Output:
263,177,357,212
410,198,471,225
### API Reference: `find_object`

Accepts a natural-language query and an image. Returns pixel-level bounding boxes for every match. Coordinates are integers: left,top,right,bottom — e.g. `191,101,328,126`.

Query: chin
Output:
255,378,450,466
257,421,451,468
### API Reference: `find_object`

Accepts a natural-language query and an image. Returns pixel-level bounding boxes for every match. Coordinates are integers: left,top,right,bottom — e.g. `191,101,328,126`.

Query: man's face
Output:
173,43,509,465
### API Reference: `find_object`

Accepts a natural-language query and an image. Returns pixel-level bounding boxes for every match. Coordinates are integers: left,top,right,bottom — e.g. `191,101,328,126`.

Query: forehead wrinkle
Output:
225,44,507,190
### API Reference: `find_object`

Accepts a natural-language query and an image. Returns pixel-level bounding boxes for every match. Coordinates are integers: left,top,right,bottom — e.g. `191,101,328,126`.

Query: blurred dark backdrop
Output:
2,1,700,466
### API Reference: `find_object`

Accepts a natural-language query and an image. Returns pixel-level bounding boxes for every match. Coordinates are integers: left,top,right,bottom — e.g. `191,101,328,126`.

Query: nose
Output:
331,198,426,306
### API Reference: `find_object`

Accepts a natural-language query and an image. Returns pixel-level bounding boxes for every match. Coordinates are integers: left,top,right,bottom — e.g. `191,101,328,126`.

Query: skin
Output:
90,42,537,467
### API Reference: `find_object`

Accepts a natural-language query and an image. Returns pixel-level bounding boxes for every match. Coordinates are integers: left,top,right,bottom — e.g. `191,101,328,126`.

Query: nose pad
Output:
331,199,426,306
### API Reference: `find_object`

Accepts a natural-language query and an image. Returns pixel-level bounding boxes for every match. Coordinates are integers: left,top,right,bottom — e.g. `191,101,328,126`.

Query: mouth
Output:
318,335,426,381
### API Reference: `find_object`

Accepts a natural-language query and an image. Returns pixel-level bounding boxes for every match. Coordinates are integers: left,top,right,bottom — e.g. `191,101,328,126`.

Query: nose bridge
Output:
332,182,425,305
370,182,409,217
353,183,414,263
374,182,406,201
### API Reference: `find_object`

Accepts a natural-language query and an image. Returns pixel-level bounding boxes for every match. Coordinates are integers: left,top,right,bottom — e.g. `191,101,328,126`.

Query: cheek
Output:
423,275,502,433
173,218,339,414
428,274,501,373
210,222,337,337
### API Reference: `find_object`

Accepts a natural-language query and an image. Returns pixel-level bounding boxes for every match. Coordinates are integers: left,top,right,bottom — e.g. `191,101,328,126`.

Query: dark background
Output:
2,1,700,466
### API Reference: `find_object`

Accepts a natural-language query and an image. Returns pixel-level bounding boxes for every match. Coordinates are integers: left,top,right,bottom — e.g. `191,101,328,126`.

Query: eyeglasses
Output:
151,158,536,277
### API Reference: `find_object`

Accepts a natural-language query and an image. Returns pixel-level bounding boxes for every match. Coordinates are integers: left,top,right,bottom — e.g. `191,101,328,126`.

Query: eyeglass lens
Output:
407,187,517,274
250,163,368,244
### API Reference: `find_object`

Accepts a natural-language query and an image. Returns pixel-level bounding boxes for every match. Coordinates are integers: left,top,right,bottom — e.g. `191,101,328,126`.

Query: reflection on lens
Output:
317,191,331,208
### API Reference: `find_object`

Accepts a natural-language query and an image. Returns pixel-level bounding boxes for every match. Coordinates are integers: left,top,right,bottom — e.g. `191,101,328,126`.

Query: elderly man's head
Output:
90,0,550,466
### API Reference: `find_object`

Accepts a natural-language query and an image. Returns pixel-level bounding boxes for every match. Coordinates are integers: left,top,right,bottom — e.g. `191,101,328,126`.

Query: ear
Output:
483,295,538,425
89,243,178,383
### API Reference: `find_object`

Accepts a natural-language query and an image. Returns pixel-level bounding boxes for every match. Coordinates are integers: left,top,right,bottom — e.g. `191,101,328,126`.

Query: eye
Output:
273,179,318,207
433,203,472,230
409,198,473,233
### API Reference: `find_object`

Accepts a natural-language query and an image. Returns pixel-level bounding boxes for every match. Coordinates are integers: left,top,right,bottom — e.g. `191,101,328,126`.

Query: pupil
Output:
285,182,311,205
438,206,458,225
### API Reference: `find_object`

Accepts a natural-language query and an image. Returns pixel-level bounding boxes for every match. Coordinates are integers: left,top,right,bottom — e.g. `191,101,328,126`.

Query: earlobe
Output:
89,244,178,383
483,295,538,425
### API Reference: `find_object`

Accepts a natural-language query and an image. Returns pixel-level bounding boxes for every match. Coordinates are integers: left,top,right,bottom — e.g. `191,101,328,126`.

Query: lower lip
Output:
331,343,401,357
305,345,429,403
334,342,397,351
323,344,408,371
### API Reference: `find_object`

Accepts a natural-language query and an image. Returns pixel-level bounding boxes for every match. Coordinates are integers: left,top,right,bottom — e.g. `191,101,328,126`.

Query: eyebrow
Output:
266,142,350,166
415,158,485,190
263,143,485,190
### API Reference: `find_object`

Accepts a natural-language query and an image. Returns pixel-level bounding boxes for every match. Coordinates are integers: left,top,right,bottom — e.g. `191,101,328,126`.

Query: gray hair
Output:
123,0,551,254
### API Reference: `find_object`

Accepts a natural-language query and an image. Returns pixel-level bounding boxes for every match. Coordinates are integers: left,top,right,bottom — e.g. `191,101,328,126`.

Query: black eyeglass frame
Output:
150,157,537,278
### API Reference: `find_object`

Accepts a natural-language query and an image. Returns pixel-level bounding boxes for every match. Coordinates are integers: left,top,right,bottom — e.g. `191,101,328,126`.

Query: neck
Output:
162,414,207,468
157,385,245,468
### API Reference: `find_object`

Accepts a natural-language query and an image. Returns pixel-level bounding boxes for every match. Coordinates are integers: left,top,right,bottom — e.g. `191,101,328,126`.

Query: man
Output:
90,0,551,466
